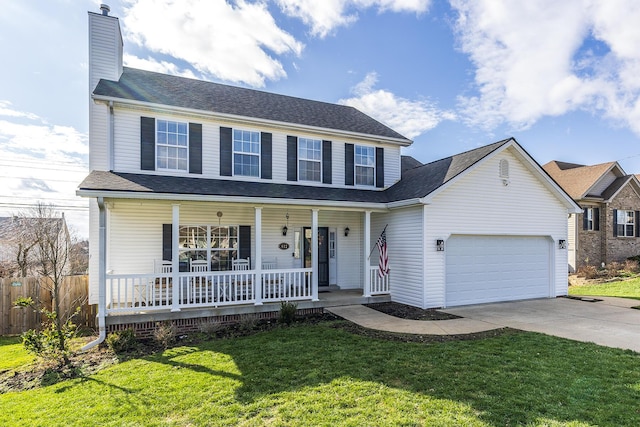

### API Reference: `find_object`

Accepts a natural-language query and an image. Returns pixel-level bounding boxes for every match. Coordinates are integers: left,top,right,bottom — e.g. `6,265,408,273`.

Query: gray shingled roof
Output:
400,155,423,175
79,139,516,205
93,67,411,143
384,139,513,202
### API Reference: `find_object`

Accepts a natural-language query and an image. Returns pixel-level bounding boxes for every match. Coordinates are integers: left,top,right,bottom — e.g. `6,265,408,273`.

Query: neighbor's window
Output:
586,208,594,231
157,120,188,171
178,225,239,271
233,129,260,177
616,210,635,237
355,145,375,186
298,138,322,182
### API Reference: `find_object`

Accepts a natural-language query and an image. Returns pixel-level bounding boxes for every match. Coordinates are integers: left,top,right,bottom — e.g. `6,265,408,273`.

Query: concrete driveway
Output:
442,296,640,353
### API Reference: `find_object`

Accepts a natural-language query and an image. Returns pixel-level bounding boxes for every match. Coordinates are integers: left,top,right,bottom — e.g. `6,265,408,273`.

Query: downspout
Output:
108,101,114,171
82,197,107,350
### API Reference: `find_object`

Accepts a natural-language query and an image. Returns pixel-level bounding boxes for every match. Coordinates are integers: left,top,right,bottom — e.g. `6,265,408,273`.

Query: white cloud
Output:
123,54,198,79
340,72,455,139
451,0,640,135
122,0,303,87
276,0,431,38
0,100,40,121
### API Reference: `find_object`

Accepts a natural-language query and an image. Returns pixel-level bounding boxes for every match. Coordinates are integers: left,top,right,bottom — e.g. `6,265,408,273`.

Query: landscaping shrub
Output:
624,259,640,273
153,322,176,349
106,328,138,353
577,265,599,280
279,301,298,325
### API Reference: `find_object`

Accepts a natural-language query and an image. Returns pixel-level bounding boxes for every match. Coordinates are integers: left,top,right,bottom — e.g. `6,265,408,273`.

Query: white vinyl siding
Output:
591,171,618,195
423,148,568,308
372,207,424,306
88,200,100,304
568,213,577,273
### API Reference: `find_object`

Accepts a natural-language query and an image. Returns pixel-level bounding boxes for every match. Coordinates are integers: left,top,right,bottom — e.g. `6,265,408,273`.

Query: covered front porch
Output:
99,200,391,317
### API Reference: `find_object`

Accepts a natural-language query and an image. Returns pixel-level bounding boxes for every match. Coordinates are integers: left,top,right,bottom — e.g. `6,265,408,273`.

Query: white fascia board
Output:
92,95,413,147
76,189,388,211
386,198,427,209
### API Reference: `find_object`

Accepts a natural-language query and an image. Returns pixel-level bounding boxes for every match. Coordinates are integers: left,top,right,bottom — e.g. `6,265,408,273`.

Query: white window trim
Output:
178,224,240,271
298,137,322,182
156,119,189,172
617,210,635,237
586,208,594,231
354,144,375,187
232,128,261,178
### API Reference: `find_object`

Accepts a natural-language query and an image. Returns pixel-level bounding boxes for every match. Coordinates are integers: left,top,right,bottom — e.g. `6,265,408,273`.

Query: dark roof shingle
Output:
93,67,411,142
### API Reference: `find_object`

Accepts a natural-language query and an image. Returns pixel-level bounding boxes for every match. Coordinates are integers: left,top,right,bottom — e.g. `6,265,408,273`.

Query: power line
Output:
0,158,88,167
0,203,89,211
0,175,85,183
0,195,86,203
0,163,87,173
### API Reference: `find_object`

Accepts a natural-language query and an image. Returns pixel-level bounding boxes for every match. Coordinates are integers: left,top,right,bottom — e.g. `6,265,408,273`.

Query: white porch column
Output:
254,207,263,305
363,210,371,297
311,208,319,301
171,204,180,312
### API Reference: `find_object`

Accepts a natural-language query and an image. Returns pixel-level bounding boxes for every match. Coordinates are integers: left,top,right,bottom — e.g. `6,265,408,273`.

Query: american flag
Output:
376,228,389,278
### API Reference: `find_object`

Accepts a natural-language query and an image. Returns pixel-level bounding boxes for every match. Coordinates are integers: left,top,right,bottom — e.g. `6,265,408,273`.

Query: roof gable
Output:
93,67,411,143
543,160,628,200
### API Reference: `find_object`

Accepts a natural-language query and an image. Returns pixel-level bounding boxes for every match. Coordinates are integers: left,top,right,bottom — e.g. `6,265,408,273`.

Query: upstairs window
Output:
233,129,260,177
355,145,375,186
298,138,322,182
157,120,188,171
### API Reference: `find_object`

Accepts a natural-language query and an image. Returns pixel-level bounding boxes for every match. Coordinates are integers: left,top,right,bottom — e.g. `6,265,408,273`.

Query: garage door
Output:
445,235,551,307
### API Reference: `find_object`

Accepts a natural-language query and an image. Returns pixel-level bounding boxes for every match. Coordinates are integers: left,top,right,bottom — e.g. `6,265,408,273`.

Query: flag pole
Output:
368,224,388,259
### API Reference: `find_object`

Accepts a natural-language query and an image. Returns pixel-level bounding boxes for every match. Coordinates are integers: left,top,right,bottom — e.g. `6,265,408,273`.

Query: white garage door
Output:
445,235,551,307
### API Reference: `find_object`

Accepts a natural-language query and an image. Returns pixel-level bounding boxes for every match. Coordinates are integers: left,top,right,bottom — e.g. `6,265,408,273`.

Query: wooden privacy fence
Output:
0,275,96,336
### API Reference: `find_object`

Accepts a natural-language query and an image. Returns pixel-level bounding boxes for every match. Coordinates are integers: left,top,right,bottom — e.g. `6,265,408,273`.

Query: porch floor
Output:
105,287,391,327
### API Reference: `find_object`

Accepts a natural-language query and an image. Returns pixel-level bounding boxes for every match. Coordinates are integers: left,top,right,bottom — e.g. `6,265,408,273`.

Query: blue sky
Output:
2,0,640,237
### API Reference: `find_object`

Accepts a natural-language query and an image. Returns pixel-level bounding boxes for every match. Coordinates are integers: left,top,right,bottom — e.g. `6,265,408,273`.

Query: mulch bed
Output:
364,302,461,320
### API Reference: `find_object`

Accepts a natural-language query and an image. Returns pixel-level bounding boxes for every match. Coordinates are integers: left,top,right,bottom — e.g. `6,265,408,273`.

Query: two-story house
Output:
79,6,579,343
543,160,640,271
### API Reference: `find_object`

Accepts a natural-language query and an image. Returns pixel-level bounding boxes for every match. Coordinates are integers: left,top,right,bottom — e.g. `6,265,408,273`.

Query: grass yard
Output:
0,336,33,371
569,277,640,300
1,323,639,426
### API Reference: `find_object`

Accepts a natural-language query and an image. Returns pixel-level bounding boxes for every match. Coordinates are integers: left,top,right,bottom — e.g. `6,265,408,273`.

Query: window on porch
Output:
178,225,239,271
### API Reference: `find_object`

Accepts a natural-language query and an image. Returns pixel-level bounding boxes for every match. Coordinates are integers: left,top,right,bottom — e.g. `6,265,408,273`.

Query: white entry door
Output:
445,235,551,307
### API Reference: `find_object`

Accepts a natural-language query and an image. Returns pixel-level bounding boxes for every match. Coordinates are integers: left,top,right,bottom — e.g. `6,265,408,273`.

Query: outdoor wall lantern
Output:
558,239,567,249
436,239,445,251
344,227,350,237
282,212,289,236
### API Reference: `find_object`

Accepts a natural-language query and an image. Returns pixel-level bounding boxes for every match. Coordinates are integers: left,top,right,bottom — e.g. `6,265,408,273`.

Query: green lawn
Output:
0,336,33,371
1,323,639,426
569,277,640,300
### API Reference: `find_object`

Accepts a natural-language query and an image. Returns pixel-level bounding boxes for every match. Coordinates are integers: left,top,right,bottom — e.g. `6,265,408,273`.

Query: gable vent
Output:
499,159,509,178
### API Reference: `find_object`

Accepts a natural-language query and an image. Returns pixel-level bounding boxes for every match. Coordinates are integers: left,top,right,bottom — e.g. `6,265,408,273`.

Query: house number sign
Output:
278,242,290,250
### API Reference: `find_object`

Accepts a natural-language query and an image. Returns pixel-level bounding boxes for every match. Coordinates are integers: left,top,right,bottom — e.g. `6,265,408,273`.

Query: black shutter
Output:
188,122,202,174
636,211,640,237
583,208,588,230
594,208,600,231
613,209,618,237
345,143,354,186
140,117,155,171
322,140,332,184
162,224,172,261
220,127,232,176
376,147,384,188
287,136,298,181
239,226,251,261
261,132,272,179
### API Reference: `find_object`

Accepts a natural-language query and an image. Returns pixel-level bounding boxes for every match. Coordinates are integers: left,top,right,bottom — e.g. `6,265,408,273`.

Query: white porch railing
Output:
368,266,390,295
105,268,312,314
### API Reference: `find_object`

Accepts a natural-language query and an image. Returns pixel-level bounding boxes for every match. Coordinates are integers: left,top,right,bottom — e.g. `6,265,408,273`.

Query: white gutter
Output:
108,101,114,171
92,96,413,147
76,189,388,211
81,197,107,351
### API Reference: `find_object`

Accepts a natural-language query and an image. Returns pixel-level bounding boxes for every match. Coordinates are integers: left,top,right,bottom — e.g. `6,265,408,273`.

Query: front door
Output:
304,227,329,287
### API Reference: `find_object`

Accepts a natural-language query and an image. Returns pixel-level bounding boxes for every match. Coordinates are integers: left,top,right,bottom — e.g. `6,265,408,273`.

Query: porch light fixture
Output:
436,239,445,251
344,227,350,237
558,239,567,249
282,212,289,236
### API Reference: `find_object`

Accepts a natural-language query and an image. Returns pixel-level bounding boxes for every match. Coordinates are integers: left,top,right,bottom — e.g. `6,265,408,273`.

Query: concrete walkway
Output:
327,297,640,353
326,305,501,335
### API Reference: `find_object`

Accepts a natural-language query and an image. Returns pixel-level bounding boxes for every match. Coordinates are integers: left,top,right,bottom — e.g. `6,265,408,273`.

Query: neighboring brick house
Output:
543,160,640,271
